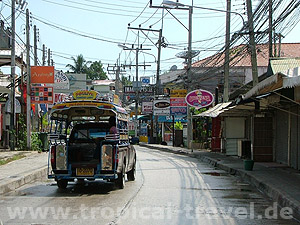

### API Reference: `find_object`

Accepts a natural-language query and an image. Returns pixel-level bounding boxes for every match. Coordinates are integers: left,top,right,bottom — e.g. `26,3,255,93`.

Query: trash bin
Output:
39,132,49,151
244,159,254,171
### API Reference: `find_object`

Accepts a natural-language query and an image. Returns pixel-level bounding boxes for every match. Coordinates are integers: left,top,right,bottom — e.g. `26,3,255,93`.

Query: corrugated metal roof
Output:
193,102,232,118
271,57,300,75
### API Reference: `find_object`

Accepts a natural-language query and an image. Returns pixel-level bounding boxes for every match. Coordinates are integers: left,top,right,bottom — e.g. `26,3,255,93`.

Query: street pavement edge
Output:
138,143,300,222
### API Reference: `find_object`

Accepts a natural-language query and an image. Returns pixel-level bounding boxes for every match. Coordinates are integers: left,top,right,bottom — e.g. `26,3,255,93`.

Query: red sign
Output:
170,98,187,107
31,66,54,84
30,86,54,104
54,93,68,103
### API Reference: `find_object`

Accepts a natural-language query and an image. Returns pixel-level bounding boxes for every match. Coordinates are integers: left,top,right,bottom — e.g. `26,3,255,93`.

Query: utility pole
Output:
107,62,126,98
42,44,46,65
48,48,51,66
246,0,259,86
268,0,273,58
34,25,38,65
26,8,31,149
33,25,39,131
156,29,162,94
186,6,193,149
121,43,151,137
223,0,231,102
10,0,16,150
128,26,163,143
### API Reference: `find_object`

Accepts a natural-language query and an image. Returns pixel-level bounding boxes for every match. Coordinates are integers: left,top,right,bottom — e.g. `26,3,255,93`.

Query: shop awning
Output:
193,102,233,118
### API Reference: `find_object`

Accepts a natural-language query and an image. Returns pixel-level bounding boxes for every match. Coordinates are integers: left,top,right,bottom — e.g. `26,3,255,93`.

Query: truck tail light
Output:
51,145,56,169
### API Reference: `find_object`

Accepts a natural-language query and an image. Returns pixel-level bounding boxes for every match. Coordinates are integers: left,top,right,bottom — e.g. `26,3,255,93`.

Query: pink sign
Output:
185,89,214,108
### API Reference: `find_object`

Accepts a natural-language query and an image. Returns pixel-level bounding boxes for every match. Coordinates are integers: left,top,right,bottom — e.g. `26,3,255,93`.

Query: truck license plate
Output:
76,168,94,176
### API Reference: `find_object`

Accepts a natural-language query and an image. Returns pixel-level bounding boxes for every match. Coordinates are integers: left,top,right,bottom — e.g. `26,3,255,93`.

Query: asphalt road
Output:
0,145,298,225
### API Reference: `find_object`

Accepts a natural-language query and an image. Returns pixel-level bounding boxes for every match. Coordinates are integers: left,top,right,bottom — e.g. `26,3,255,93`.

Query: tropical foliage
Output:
66,54,89,74
86,61,108,80
66,54,107,80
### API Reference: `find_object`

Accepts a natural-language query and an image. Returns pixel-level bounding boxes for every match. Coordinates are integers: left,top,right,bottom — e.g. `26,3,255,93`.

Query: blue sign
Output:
158,116,187,123
170,106,187,116
140,77,150,85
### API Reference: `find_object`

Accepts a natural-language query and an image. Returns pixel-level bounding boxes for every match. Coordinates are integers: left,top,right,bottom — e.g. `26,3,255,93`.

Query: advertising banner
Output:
140,77,150,85
170,89,187,98
170,96,187,116
54,93,68,103
54,70,69,90
153,99,170,116
158,115,187,123
31,66,54,84
170,106,187,116
30,86,54,104
185,89,214,108
142,102,153,114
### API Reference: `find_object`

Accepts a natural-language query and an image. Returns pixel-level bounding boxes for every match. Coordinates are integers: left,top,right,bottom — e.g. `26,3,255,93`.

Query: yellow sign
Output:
170,89,187,97
73,90,98,100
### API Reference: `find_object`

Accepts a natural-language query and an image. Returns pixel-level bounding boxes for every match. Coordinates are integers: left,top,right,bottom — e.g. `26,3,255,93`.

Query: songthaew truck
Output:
47,90,136,189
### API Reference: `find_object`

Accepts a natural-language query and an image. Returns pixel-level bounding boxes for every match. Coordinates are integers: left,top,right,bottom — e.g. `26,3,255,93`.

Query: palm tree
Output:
66,54,90,73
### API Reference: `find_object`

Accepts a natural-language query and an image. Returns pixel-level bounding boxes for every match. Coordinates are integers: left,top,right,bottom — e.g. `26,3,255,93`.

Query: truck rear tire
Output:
57,179,68,189
115,163,125,189
127,158,136,181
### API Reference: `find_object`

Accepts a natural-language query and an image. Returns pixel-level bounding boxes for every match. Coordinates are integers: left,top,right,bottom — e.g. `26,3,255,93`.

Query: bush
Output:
31,132,43,152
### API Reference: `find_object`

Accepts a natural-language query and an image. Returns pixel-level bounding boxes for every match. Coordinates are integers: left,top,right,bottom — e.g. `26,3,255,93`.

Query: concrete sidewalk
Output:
0,151,48,194
139,143,300,222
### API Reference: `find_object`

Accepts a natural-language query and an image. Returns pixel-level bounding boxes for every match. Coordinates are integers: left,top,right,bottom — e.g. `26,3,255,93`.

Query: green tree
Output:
86,61,108,80
66,54,90,73
121,75,132,86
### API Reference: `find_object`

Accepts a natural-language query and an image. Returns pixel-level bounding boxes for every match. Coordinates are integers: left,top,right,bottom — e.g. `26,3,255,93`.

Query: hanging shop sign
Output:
153,99,170,116
185,89,214,108
54,70,69,90
30,86,54,104
31,66,55,84
158,115,187,123
170,89,187,98
140,77,150,85
54,93,68,103
142,102,153,114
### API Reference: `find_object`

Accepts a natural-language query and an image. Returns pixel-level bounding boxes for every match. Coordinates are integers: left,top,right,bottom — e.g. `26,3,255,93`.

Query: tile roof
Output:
192,43,300,68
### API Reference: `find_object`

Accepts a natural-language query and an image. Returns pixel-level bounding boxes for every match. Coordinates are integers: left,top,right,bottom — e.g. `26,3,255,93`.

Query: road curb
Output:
139,143,300,221
0,166,47,194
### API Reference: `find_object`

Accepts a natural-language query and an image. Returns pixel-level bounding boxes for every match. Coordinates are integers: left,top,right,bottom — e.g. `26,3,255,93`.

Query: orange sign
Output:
31,66,54,84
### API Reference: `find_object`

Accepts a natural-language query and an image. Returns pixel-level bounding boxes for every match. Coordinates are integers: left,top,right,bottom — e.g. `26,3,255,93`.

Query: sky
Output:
1,0,300,83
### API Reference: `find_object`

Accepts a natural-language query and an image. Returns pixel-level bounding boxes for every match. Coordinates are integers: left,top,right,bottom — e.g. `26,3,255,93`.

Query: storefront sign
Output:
54,70,69,90
142,102,153,114
153,99,170,116
185,89,214,108
31,66,54,84
30,86,54,104
170,89,187,98
158,115,187,123
54,93,68,103
170,107,187,116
